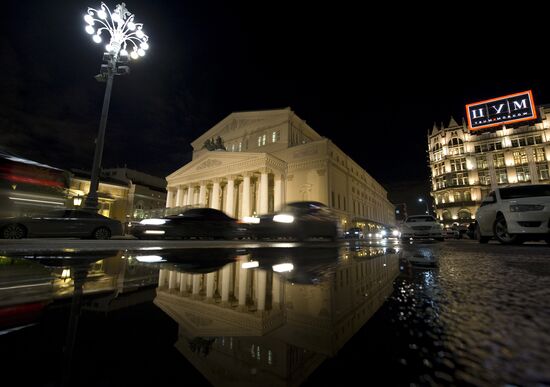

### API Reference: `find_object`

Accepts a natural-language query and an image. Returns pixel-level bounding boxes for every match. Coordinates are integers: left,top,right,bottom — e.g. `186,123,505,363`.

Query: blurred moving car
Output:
344,227,364,239
475,184,550,244
443,227,460,239
249,201,339,241
130,208,248,240
0,209,122,239
399,215,444,241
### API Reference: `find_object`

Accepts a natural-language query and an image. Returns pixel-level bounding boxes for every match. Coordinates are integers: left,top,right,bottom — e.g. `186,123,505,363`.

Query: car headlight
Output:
392,230,400,237
509,204,545,212
140,218,167,225
273,214,294,223
242,216,260,224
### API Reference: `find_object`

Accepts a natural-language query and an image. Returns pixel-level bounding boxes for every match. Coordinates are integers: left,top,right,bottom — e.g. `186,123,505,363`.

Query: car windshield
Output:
500,185,550,199
406,216,436,223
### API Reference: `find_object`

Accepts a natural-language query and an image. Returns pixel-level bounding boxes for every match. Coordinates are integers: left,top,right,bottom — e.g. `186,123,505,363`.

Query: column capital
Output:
257,167,272,174
199,180,209,186
227,174,239,181
242,171,254,178
212,177,223,184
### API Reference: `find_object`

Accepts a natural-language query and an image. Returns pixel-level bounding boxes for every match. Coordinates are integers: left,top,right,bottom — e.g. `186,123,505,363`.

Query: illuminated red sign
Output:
466,90,537,131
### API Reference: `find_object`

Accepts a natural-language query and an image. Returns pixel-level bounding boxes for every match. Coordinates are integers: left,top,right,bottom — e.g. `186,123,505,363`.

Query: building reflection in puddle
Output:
142,246,400,387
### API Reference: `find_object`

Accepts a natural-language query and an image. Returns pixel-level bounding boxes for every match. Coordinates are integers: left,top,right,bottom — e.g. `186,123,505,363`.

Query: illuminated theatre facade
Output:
166,108,395,229
428,91,550,225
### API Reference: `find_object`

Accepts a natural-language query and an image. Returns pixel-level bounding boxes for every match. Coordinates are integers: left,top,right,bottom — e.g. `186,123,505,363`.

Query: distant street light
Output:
82,2,149,212
418,197,430,215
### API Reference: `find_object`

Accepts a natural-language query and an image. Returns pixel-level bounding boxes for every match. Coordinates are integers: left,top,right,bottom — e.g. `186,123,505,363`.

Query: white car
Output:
475,184,550,244
400,215,444,241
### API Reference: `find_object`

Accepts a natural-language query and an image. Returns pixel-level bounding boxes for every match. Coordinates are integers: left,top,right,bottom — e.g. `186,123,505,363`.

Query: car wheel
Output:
475,223,490,244
93,227,111,240
2,224,26,239
492,215,518,245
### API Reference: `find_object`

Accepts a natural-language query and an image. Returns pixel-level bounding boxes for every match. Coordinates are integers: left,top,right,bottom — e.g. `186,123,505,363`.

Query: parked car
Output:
130,208,248,240
344,227,364,239
0,209,122,239
475,184,550,244
248,201,340,241
399,215,444,241
466,222,476,240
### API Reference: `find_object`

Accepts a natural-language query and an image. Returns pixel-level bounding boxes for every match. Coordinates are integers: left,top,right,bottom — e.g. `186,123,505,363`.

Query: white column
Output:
221,264,231,303
175,187,184,207
238,266,248,307
256,270,267,311
274,174,283,211
199,182,207,207
192,274,200,295
242,173,252,218
225,177,235,217
179,273,188,293
259,169,269,215
186,185,194,206
272,274,282,304
168,271,177,290
211,179,221,210
206,273,215,299
158,269,167,288
166,188,174,208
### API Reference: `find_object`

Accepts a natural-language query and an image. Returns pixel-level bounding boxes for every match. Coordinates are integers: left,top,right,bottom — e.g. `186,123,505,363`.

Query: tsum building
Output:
166,108,395,230
428,94,550,226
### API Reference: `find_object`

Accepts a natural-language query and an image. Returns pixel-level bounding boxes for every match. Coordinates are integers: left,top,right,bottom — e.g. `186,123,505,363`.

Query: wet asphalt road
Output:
390,239,550,386
2,238,550,386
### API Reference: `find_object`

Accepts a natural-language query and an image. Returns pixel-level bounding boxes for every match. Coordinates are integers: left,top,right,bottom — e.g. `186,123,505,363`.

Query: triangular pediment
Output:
191,109,292,150
166,151,267,182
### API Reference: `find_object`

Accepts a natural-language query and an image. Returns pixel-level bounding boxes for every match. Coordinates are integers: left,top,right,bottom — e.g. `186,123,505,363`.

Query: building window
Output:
434,162,445,176
454,191,462,202
538,164,549,181
495,168,508,184
478,170,491,185
474,141,503,153
338,194,341,209
432,143,443,162
451,172,468,186
511,137,527,147
331,191,335,207
257,134,267,147
493,153,505,168
448,138,464,156
516,166,531,182
450,158,466,172
535,147,546,162
476,156,488,170
435,176,445,189
272,131,280,142
513,150,528,165
463,190,471,202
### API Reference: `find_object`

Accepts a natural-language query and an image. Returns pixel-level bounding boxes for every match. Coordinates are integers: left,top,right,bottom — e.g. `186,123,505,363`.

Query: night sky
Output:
2,1,550,209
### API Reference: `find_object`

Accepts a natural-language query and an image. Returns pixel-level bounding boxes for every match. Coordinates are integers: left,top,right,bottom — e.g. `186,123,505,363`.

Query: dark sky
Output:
2,0,550,200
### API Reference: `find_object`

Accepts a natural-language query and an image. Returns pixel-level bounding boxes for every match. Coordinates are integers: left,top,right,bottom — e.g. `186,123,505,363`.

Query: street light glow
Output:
84,2,149,59
82,3,150,212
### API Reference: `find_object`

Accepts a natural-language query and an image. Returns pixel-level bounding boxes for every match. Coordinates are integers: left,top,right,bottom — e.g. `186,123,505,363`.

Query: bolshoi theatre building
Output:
165,108,395,230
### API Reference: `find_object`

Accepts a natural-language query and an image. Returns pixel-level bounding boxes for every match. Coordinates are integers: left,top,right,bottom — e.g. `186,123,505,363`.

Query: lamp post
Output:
418,197,430,215
82,2,149,212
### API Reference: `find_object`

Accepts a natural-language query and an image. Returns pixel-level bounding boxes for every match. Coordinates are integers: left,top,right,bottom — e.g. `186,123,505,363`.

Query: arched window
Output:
448,138,464,155
458,209,471,220
432,143,443,161
442,210,452,221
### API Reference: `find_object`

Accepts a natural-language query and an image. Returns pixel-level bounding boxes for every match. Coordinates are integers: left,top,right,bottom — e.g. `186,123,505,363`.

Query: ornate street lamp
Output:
82,2,149,211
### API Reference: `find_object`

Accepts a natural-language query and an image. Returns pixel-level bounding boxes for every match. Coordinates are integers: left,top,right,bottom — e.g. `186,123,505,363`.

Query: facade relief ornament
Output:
196,159,223,170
